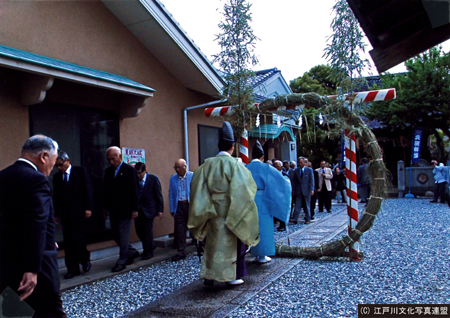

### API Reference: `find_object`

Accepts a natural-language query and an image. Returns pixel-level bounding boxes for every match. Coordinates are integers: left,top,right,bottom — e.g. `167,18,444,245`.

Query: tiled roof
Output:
251,68,279,88
0,44,155,92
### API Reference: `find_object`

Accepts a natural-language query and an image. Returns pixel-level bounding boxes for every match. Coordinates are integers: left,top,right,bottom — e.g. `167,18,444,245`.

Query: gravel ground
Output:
62,199,448,318
229,198,450,318
61,201,347,317
62,255,202,317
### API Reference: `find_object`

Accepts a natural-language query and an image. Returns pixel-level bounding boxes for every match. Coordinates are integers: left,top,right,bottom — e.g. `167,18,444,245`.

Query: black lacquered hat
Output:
252,140,264,158
220,121,235,142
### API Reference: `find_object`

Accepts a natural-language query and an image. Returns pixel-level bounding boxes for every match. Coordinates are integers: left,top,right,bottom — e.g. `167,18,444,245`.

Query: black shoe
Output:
277,227,286,232
171,253,186,262
204,279,214,286
430,200,438,203
141,253,153,260
82,261,91,273
111,264,126,272
126,251,140,265
311,217,315,220
64,271,80,279
288,219,297,225
318,210,324,213
327,210,331,213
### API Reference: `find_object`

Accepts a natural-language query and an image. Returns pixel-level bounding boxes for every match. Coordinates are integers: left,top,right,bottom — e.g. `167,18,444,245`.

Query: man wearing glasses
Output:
169,158,194,261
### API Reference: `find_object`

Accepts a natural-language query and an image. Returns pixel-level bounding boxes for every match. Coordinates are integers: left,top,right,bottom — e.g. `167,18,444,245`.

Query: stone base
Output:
153,236,192,248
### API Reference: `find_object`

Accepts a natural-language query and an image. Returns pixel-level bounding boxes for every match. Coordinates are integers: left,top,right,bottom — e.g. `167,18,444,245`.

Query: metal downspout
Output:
183,99,226,168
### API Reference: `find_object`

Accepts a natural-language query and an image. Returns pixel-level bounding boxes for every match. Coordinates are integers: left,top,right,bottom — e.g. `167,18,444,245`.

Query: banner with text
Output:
411,128,423,163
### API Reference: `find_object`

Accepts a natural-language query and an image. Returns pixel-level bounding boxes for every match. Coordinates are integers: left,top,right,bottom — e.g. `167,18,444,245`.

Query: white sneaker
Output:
258,256,272,264
226,279,244,285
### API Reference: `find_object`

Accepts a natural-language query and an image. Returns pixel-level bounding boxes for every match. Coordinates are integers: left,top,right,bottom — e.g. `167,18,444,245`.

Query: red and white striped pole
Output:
204,106,235,117
204,89,397,117
345,130,360,260
328,88,396,103
240,127,249,164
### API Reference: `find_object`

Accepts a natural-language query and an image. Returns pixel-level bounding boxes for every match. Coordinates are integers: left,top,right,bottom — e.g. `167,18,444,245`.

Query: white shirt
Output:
18,158,37,171
141,172,147,183
64,164,72,182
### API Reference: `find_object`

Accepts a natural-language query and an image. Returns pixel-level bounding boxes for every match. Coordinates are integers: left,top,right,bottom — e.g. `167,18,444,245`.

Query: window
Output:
198,125,220,165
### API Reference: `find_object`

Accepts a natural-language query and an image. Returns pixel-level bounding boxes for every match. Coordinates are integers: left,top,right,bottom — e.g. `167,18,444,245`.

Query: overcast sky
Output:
161,0,450,83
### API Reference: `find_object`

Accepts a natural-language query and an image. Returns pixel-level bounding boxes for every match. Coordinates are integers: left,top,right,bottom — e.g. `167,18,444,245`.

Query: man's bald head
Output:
174,158,187,177
273,160,282,171
107,146,122,168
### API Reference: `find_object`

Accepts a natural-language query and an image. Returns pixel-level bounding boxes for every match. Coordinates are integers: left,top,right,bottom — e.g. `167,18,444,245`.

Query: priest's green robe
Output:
188,153,259,282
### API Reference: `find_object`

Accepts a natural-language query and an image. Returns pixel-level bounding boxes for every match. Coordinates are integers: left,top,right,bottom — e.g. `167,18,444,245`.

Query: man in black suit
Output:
307,162,320,219
0,135,67,317
134,162,164,260
290,157,315,224
104,146,140,272
53,151,93,279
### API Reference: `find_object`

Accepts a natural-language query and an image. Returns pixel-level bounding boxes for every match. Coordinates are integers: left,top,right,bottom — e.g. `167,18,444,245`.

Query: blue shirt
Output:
177,174,188,201
114,161,123,178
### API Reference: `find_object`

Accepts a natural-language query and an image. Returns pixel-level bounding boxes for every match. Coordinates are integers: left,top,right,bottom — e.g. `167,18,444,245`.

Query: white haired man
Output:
0,135,67,317
103,146,140,272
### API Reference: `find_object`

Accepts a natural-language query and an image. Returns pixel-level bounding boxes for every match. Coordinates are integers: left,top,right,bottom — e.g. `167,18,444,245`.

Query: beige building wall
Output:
0,68,30,168
0,0,222,239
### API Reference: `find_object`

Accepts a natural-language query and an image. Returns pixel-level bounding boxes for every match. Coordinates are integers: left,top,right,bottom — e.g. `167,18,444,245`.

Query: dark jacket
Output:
53,165,93,224
104,162,139,220
138,173,164,218
292,167,315,196
0,160,60,295
334,173,346,191
313,169,320,190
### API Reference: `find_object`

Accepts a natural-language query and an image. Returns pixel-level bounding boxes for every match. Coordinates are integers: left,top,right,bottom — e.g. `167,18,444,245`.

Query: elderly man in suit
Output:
307,162,320,219
53,151,93,279
104,146,140,272
0,135,67,317
169,158,194,261
134,162,164,260
291,157,315,224
317,160,333,213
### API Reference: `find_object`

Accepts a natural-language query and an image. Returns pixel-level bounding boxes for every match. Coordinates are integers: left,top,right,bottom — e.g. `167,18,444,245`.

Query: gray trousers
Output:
293,193,311,222
110,217,138,265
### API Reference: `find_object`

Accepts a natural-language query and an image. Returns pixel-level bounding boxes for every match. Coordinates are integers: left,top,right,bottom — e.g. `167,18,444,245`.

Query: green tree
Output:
366,46,450,161
290,65,337,96
323,0,371,92
289,65,339,166
213,0,259,135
